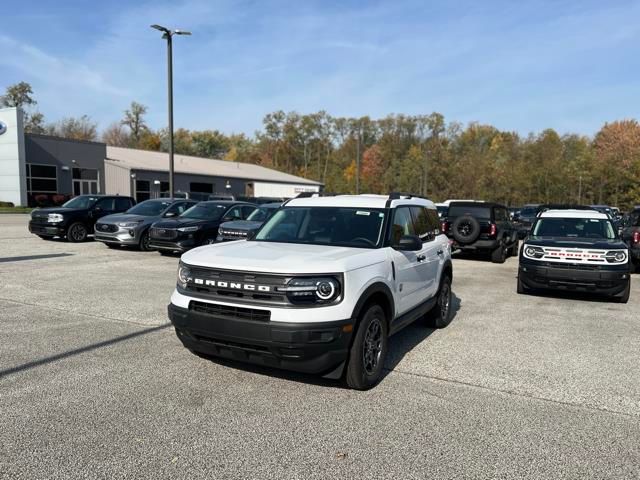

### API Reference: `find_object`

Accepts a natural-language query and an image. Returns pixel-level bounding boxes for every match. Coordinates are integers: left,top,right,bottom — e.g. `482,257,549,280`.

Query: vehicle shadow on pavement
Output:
192,293,462,390
521,288,620,304
382,292,462,377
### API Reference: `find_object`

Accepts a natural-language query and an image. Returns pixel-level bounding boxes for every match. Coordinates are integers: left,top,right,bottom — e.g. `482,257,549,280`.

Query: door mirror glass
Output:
393,234,422,251
164,212,176,218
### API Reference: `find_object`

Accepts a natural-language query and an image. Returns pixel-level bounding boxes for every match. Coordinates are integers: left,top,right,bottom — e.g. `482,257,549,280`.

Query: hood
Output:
32,207,85,216
218,220,263,232
526,237,628,250
181,241,387,274
152,217,215,229
98,213,153,224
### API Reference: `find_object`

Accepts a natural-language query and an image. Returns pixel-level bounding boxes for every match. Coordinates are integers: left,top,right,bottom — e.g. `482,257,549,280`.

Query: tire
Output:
517,275,530,295
139,230,152,251
67,222,88,242
426,274,453,328
451,215,481,244
613,279,630,303
345,304,389,390
491,243,507,263
509,240,520,257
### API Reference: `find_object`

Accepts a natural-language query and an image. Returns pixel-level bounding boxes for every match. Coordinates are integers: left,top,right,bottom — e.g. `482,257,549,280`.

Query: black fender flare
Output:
350,282,395,327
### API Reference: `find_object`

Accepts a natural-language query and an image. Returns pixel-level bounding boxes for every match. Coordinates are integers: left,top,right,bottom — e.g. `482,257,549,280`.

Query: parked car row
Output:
28,195,280,253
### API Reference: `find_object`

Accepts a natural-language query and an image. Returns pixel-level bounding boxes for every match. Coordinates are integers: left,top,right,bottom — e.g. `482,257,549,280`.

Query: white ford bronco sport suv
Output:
168,193,454,389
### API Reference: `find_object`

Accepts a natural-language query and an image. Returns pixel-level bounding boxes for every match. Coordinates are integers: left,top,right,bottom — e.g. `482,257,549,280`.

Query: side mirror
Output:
246,230,257,240
393,235,422,251
93,206,102,212
164,212,177,218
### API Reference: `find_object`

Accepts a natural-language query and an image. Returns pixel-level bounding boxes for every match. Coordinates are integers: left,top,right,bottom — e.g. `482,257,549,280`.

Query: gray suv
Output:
95,199,197,250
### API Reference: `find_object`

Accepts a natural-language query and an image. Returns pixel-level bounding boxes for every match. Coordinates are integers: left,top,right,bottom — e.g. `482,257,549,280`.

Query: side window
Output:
95,198,115,210
225,206,243,220
114,197,131,211
410,206,429,241
390,207,416,245
241,206,257,219
426,208,441,235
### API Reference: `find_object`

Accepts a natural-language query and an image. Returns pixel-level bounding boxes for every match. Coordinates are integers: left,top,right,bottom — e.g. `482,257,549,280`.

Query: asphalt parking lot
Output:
1,213,639,479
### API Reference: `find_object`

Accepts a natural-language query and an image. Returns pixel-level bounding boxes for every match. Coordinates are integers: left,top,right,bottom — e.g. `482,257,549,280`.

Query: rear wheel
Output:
345,304,388,390
491,243,507,263
613,279,630,304
426,274,453,328
67,222,88,242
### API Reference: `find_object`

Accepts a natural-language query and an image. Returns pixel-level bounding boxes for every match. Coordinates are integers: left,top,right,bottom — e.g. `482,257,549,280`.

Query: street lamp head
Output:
174,30,192,36
150,24,170,33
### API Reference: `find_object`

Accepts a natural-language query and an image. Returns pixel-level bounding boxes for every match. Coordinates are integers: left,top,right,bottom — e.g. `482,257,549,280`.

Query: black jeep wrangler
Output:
442,201,519,263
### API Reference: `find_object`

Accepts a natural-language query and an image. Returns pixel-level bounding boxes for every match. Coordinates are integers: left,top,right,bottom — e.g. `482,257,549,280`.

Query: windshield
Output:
255,207,386,248
126,200,172,216
247,206,278,222
436,206,448,217
519,207,539,217
532,217,616,239
448,205,490,219
62,196,99,209
180,203,228,221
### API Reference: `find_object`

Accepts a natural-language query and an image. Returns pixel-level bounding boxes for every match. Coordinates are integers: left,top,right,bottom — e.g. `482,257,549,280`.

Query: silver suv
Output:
95,199,197,250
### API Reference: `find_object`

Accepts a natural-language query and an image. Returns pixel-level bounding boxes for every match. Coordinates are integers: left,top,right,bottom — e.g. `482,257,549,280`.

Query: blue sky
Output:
2,0,639,136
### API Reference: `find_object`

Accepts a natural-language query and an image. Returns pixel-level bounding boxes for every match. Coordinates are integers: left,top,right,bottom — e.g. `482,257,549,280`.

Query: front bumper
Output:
28,221,66,237
148,238,197,252
519,262,630,295
168,303,353,376
94,226,140,245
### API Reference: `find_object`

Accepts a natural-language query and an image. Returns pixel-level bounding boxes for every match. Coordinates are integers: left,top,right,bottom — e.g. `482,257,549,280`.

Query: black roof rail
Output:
281,191,334,206
535,204,596,216
386,192,428,207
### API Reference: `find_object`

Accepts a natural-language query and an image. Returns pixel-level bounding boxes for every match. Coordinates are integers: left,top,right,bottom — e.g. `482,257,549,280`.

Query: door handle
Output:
417,254,426,262
436,250,444,256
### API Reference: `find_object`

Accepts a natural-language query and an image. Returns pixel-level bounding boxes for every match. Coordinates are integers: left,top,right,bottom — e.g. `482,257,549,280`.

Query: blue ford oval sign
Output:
0,120,7,135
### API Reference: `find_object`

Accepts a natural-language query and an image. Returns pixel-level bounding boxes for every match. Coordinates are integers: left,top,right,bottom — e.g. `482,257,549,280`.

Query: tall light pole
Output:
151,24,191,199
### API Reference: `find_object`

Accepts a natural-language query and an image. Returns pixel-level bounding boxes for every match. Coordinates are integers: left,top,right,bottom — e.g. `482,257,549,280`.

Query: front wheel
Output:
139,230,152,251
426,274,453,328
613,279,630,303
67,222,88,242
345,304,388,390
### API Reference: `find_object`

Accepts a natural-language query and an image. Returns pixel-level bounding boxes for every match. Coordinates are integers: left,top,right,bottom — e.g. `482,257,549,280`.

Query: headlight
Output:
177,226,200,232
177,264,192,288
523,245,544,259
118,221,142,227
605,250,627,263
277,277,341,305
47,213,64,223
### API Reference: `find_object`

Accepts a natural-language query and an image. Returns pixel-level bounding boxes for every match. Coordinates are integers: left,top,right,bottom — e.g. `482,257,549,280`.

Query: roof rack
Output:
535,204,596,216
388,192,426,201
281,191,334,206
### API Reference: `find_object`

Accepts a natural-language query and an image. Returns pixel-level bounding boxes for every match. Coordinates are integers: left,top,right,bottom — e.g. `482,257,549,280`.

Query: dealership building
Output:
0,107,321,206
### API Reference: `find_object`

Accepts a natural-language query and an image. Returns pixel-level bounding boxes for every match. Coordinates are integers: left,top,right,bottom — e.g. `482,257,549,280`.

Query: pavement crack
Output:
385,367,640,419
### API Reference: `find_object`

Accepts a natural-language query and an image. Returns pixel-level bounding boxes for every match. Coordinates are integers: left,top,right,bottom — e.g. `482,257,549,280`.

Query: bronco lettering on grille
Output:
192,278,271,292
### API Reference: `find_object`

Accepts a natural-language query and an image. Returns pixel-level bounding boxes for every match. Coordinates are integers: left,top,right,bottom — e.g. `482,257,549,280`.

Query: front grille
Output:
150,227,178,239
190,300,271,322
183,266,290,306
96,223,118,233
30,215,49,225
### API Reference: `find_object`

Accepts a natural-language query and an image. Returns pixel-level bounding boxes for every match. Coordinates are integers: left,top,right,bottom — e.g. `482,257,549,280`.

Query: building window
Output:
190,182,214,193
26,164,58,194
136,180,151,202
72,167,99,195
